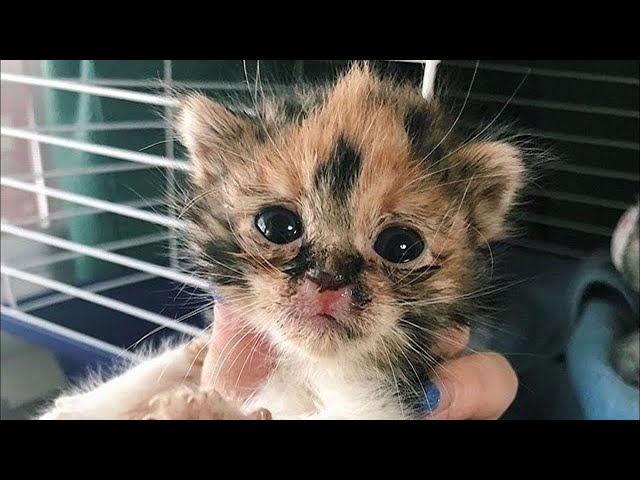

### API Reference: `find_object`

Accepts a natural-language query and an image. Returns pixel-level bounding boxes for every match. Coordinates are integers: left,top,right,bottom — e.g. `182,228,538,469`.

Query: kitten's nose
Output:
304,268,349,292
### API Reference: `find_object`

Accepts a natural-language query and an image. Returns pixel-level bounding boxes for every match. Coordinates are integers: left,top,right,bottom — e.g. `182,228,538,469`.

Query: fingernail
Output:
422,380,441,415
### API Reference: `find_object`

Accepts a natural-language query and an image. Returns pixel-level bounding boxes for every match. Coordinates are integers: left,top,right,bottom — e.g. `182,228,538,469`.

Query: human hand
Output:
422,328,519,420
200,303,274,401
203,305,518,419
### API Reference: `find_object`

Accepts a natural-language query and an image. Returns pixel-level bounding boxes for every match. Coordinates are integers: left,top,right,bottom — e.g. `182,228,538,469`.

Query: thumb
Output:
200,303,274,400
423,352,518,420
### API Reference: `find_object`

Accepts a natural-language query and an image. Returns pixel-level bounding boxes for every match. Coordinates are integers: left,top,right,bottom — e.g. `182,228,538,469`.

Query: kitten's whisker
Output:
404,68,529,197
242,61,293,170
397,346,428,413
232,326,273,393
380,343,404,418
432,69,531,169
397,318,478,355
397,295,525,339
468,223,495,278
198,250,246,277
404,336,461,387
254,60,261,102
384,332,456,412
418,60,479,165
243,60,258,109
116,296,215,361
155,327,213,385
221,199,281,277
177,189,217,220
399,277,530,307
181,335,213,384
208,323,257,389
139,137,176,153
170,301,216,325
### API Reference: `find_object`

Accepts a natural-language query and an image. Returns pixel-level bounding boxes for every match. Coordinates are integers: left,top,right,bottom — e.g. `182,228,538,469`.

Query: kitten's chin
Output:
284,331,356,359
272,311,373,359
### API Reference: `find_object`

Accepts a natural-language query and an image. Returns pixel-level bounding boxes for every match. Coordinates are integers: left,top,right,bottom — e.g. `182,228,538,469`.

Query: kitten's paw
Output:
174,336,210,382
184,336,209,361
38,394,87,420
143,386,271,420
614,329,640,386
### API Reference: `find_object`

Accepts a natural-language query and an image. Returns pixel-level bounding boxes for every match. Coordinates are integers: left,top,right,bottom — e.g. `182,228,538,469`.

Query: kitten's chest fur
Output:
244,358,411,420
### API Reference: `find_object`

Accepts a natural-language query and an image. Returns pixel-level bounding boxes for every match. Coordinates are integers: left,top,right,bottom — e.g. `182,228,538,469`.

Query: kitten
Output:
611,202,640,386
39,62,527,420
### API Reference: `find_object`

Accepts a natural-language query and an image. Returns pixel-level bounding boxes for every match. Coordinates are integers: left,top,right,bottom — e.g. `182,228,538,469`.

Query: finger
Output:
424,352,518,420
201,304,274,399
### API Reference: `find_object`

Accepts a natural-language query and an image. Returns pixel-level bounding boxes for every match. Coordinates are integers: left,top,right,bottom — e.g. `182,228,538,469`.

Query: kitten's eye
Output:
374,227,424,263
255,207,303,244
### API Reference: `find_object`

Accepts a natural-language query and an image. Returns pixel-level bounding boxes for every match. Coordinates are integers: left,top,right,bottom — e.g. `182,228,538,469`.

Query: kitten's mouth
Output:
303,312,360,340
271,276,373,348
296,280,352,323
295,304,350,333
282,279,369,341
307,313,340,329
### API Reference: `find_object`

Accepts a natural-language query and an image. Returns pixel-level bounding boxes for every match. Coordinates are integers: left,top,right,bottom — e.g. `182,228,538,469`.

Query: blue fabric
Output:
567,299,639,419
480,247,639,420
565,251,639,420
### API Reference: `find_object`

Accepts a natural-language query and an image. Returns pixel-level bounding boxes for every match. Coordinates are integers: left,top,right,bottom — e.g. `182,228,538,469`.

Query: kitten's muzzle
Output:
304,268,349,292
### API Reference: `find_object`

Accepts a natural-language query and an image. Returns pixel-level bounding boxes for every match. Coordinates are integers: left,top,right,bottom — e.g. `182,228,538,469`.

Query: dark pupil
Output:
255,207,302,244
374,227,424,263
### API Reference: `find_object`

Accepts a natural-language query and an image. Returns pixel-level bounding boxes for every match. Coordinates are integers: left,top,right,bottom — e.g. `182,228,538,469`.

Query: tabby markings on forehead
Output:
313,137,362,202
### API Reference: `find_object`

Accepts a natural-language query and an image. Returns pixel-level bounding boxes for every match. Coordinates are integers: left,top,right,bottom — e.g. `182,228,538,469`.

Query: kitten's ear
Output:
174,94,261,187
453,141,526,242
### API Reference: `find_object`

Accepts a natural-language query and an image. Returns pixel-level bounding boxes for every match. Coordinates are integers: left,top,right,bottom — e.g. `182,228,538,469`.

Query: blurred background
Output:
1,60,638,419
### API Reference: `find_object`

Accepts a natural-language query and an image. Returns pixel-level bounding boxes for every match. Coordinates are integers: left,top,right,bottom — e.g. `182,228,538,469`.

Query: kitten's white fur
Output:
38,341,200,419
38,338,408,420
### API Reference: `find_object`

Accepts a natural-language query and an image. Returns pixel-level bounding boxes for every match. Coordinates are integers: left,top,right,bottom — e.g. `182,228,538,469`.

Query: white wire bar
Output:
421,61,441,99
164,60,180,270
388,60,441,99
25,91,50,229
530,129,639,152
19,232,173,271
11,163,156,180
457,119,640,152
7,76,299,93
505,238,588,260
19,272,155,313
0,265,203,337
0,72,176,107
1,177,185,229
549,162,640,181
1,223,209,290
0,72,290,94
1,273,18,307
34,121,165,133
525,214,614,237
14,197,166,228
528,189,631,210
442,60,640,86
1,250,18,308
446,90,639,119
0,306,139,361
0,127,192,171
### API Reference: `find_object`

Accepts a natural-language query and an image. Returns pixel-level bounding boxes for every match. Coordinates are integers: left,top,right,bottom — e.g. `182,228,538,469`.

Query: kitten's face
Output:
177,64,524,363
